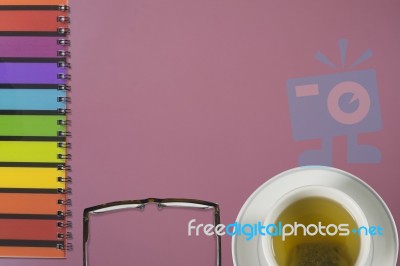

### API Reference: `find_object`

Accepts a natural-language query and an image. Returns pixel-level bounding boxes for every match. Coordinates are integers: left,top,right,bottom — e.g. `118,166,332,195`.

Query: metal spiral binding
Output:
57,108,71,115
57,154,72,160
58,176,72,183
56,16,72,251
57,232,73,239
57,221,73,228
57,119,71,126
57,39,71,46
58,84,71,91
58,142,72,148
57,73,71,80
57,130,72,137
58,50,71,57
58,27,71,35
57,210,72,217
57,187,72,194
57,62,71,68
58,199,72,206
57,96,71,103
58,5,70,12
57,164,71,171
57,16,71,23
57,243,73,251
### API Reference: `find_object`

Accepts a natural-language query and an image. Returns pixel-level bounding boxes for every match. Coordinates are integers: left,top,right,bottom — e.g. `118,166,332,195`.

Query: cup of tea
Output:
259,185,372,265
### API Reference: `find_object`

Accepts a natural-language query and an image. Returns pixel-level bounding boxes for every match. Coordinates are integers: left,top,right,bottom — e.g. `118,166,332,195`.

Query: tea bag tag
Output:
290,243,350,266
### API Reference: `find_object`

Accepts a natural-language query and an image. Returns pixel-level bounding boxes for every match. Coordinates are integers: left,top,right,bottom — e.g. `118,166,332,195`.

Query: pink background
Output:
4,0,400,265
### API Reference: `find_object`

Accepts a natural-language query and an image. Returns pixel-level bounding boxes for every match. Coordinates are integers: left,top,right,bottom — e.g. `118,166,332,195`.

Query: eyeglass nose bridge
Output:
137,198,164,210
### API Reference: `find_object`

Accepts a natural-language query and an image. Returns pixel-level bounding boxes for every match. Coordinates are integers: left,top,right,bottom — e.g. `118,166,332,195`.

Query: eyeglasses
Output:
83,198,221,266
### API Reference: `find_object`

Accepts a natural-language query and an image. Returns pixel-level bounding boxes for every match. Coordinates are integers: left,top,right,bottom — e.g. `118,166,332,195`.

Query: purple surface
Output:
0,37,62,58
2,0,400,265
0,63,65,84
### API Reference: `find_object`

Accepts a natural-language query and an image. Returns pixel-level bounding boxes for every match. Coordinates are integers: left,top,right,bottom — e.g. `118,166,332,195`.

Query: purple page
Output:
0,37,62,58
0,63,66,84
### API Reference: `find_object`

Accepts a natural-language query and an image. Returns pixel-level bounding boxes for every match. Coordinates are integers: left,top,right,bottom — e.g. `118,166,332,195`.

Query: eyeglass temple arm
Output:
83,210,89,266
214,205,222,266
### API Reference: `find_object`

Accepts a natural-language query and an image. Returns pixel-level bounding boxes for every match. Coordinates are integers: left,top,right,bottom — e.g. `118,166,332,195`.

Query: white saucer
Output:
232,166,398,266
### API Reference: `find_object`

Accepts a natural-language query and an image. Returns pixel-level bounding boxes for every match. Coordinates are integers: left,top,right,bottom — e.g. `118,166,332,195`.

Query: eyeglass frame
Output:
83,198,221,266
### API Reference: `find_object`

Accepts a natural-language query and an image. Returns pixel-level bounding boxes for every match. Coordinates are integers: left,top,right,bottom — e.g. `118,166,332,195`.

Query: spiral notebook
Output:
0,0,71,258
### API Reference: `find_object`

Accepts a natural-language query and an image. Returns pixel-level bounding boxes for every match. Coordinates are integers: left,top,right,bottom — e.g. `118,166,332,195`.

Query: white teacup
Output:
258,185,372,266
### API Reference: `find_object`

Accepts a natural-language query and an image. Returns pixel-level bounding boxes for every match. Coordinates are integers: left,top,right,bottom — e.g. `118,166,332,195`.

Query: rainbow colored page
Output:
0,0,71,258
